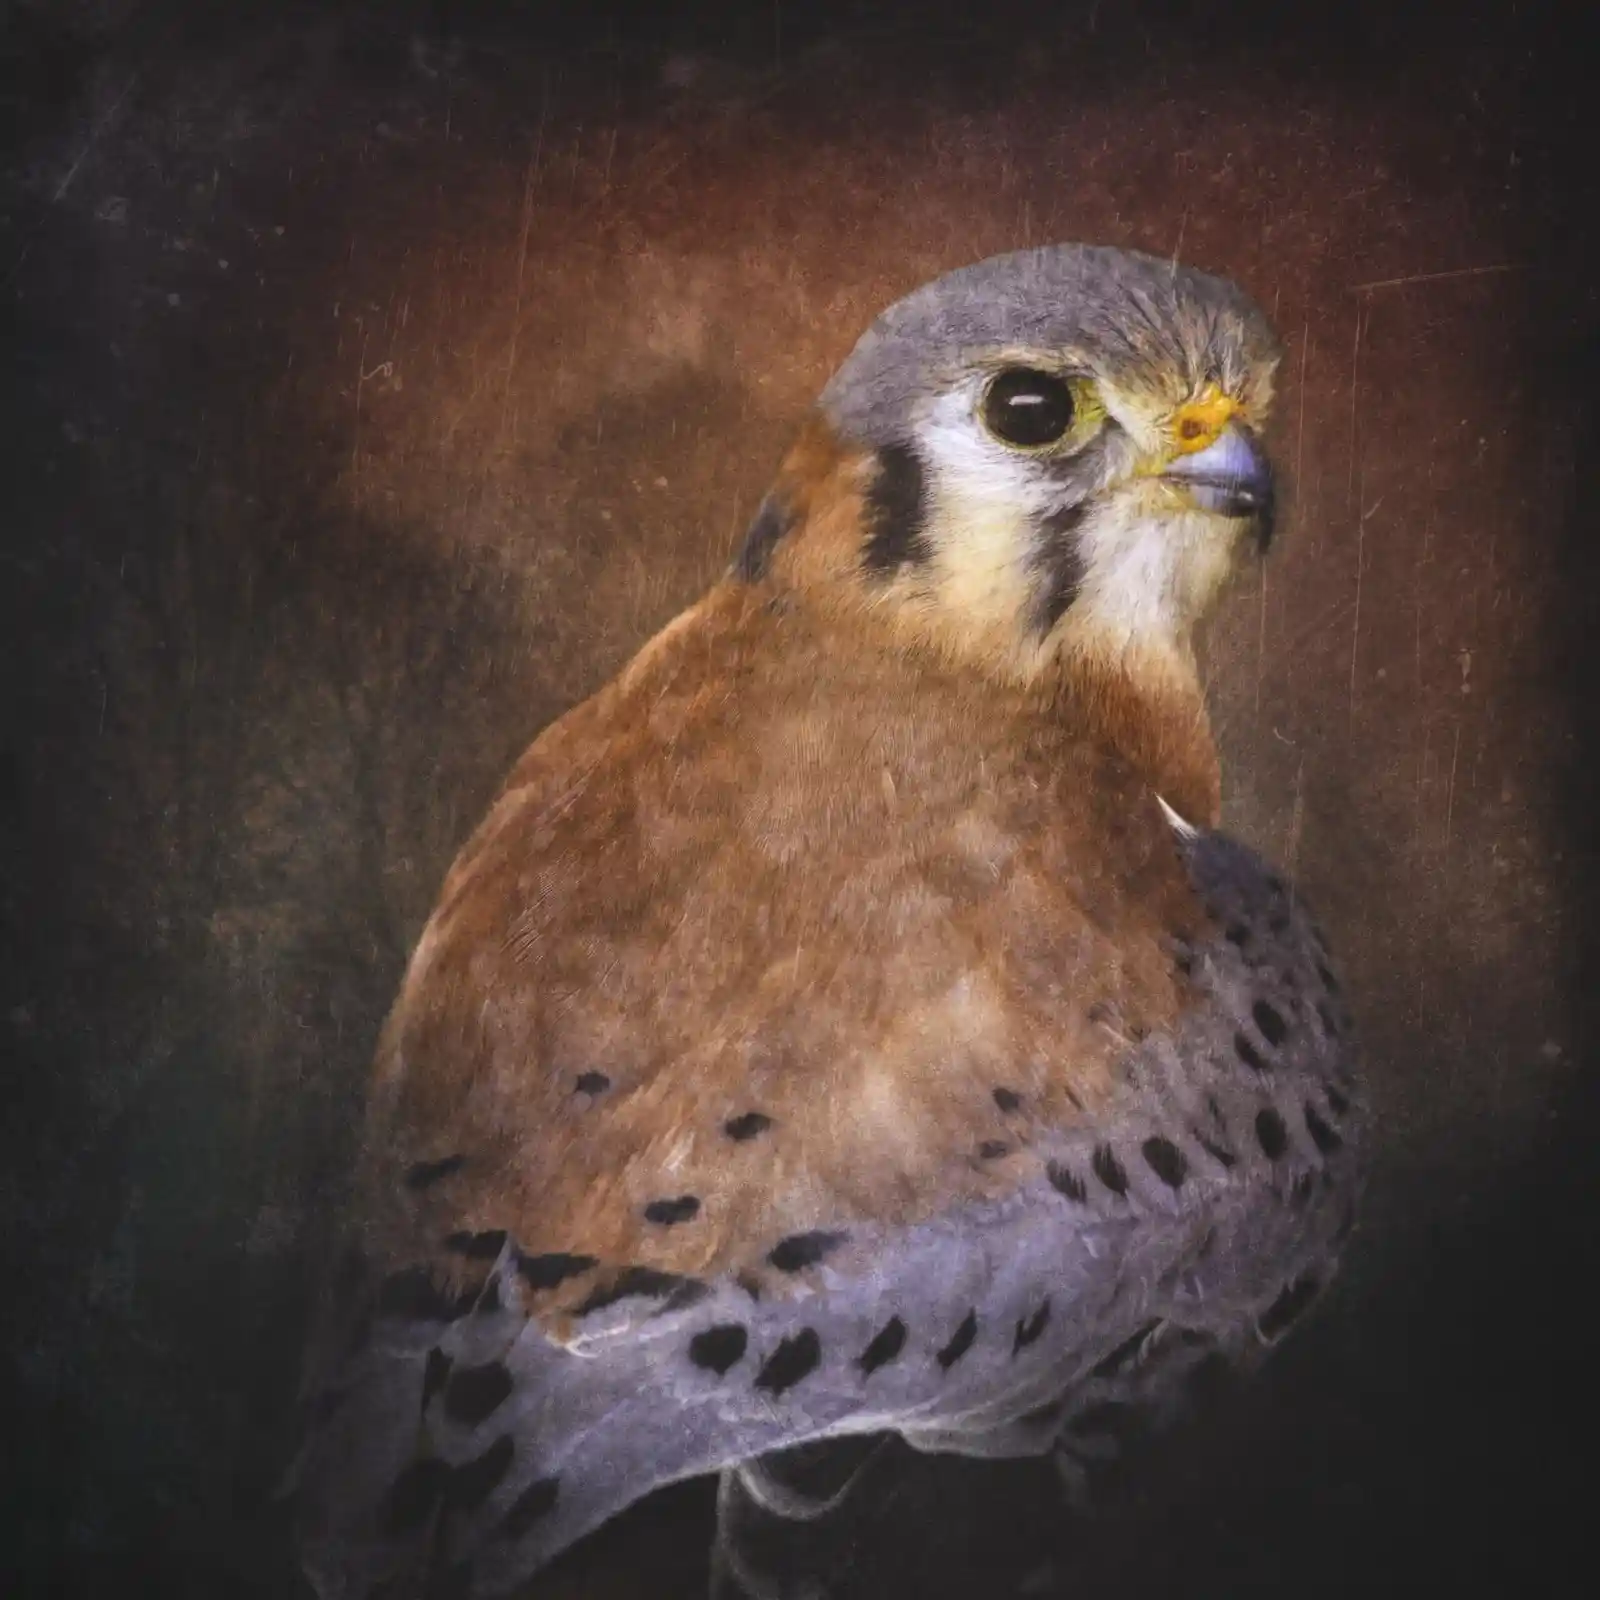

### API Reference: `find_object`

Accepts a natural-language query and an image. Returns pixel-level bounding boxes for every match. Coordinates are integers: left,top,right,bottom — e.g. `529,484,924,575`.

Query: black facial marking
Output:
446,1435,514,1512
1304,1103,1343,1154
937,1309,979,1370
1032,502,1089,634
575,1267,694,1317
754,1328,822,1394
421,1347,453,1412
862,441,931,574
517,1252,597,1292
859,1317,907,1374
1142,1136,1188,1189
1225,923,1250,947
734,491,798,581
1235,1031,1271,1074
1291,1171,1316,1209
1252,999,1289,1047
992,1087,1023,1113
385,1458,450,1535
1316,961,1341,995
1197,1132,1238,1169
500,1475,561,1541
1257,1277,1323,1341
1324,1082,1351,1116
444,1229,508,1261
1091,1319,1161,1379
768,1230,848,1273
1014,1299,1052,1353
1047,1161,1088,1202
1255,1106,1290,1160
724,1111,773,1141
689,1324,749,1375
644,1195,701,1226
574,1071,610,1096
377,1267,472,1322
445,1361,515,1428
978,1139,1011,1160
1091,1144,1129,1196
405,1154,467,1191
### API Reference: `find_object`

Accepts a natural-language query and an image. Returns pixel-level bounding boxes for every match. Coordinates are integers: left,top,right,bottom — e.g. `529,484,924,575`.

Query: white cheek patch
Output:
911,385,1056,631
915,385,1058,517
1070,495,1239,645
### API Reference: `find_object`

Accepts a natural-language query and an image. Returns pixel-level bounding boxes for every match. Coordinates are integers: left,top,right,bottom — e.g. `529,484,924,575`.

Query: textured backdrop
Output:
3,2,1595,1595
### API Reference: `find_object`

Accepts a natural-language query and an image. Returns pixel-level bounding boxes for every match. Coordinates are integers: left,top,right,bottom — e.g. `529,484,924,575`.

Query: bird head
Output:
740,244,1281,696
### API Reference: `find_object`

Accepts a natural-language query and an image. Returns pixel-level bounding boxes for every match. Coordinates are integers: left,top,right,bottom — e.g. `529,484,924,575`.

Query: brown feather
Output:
352,429,1223,1329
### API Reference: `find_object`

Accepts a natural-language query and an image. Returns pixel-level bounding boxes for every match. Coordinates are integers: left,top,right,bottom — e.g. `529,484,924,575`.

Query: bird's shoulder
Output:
348,584,1236,1315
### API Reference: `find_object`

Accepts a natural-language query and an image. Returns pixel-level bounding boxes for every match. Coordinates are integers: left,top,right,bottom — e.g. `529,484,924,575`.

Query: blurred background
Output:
3,1,1595,1595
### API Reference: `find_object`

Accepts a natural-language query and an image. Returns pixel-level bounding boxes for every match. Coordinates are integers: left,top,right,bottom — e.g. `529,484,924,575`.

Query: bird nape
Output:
290,244,1359,1600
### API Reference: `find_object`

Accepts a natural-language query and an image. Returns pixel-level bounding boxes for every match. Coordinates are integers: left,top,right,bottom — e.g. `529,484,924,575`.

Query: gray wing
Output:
292,827,1362,1599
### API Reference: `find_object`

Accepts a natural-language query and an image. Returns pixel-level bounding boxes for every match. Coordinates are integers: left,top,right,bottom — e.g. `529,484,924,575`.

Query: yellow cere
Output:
1171,389,1238,455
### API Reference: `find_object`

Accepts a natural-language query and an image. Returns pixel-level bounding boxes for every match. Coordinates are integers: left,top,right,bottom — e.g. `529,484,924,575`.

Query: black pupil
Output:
983,369,1075,447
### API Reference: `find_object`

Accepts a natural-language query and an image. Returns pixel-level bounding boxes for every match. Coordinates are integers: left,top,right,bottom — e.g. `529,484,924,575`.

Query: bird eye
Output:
981,368,1077,449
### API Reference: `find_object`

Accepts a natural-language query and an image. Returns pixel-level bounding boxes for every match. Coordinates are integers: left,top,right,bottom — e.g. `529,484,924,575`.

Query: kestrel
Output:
293,244,1361,1599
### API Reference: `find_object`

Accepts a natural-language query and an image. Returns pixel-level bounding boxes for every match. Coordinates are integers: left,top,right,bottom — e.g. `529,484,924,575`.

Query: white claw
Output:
1156,793,1198,839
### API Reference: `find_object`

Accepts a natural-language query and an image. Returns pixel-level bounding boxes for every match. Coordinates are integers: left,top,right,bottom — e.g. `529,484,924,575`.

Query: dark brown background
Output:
3,2,1595,1595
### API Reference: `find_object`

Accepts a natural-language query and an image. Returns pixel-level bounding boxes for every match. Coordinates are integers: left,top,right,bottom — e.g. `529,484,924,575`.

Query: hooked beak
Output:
1162,422,1275,530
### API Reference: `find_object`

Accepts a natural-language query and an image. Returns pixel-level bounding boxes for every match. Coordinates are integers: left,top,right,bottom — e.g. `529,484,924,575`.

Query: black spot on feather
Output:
689,1325,749,1375
517,1252,597,1292
444,1229,507,1261
1142,1136,1188,1188
755,1328,822,1394
1048,1161,1087,1202
500,1475,560,1540
1255,1107,1290,1160
1304,1103,1343,1154
1091,1144,1129,1196
404,1154,467,1191
937,1310,979,1370
768,1231,848,1272
1014,1300,1052,1352
859,1317,907,1374
1252,999,1288,1047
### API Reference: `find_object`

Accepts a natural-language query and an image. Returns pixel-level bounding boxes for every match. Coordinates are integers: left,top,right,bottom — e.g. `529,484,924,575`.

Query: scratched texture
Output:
2,2,1594,1596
